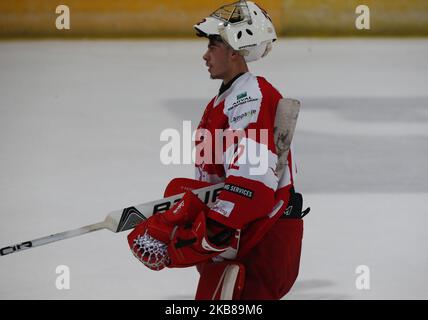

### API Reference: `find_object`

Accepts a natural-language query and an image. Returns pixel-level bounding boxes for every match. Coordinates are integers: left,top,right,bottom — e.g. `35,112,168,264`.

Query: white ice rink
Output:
0,39,427,299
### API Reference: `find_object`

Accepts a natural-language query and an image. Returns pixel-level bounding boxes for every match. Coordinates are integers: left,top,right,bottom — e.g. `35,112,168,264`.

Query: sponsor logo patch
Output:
237,92,247,100
231,109,257,123
223,183,254,199
212,200,235,218
228,96,259,111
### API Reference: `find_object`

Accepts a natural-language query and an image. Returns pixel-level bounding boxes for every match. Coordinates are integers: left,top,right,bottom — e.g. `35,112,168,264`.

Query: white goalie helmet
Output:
194,0,277,62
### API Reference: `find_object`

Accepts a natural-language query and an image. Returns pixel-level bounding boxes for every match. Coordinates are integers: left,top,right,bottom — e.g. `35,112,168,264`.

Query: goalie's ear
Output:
273,98,301,179
164,178,212,197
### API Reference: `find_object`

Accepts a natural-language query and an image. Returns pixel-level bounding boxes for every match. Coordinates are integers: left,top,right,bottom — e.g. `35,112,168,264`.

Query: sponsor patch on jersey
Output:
223,183,254,199
231,109,257,123
211,200,235,218
228,96,259,112
237,92,247,100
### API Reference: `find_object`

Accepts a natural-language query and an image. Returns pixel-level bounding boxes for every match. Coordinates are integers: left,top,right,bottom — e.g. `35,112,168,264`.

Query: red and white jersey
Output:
195,72,297,230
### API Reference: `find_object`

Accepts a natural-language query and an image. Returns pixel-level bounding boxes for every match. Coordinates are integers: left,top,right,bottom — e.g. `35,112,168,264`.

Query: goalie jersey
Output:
195,72,297,235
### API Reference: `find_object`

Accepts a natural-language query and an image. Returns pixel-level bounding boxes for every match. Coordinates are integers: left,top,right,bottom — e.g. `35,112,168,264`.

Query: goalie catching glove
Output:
127,191,235,270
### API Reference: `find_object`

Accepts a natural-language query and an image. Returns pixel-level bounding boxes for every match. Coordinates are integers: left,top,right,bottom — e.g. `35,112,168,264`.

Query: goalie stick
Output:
0,182,225,257
0,98,300,257
0,180,223,256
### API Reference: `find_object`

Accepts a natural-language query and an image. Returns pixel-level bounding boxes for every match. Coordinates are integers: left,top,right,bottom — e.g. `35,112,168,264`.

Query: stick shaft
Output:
0,222,106,256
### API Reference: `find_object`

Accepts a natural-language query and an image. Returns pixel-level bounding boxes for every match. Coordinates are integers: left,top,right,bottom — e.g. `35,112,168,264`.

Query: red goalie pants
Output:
196,218,304,300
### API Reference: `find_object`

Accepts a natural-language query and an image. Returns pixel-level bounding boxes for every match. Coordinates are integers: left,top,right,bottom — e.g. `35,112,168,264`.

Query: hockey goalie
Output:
127,0,309,300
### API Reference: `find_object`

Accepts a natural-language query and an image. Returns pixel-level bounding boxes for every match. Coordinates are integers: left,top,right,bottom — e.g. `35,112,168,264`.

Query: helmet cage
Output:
210,1,252,26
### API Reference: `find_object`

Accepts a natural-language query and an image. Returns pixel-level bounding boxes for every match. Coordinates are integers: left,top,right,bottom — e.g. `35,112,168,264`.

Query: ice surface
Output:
0,39,427,299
